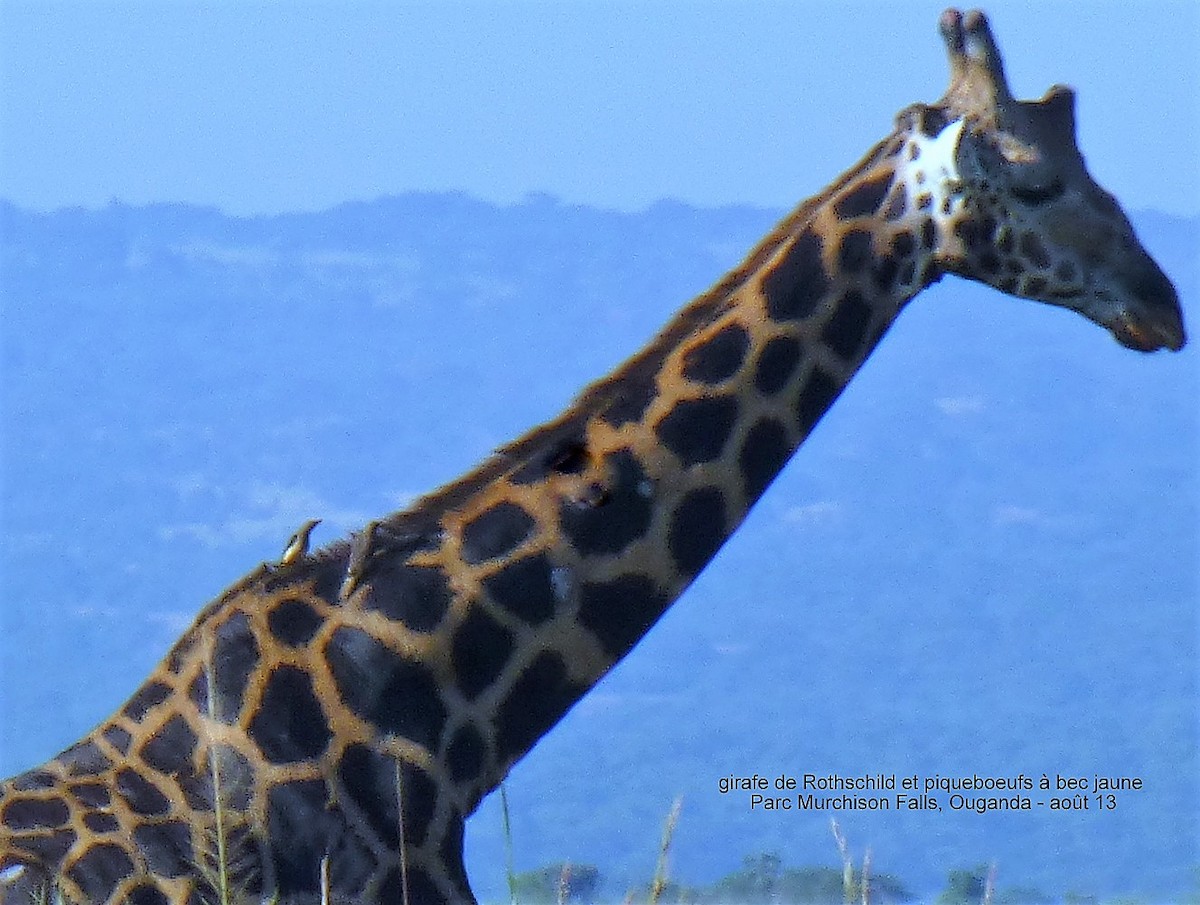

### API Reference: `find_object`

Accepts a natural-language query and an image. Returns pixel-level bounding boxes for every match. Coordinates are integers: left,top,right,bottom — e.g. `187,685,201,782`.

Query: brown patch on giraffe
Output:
69,782,111,809
324,627,447,747
821,290,875,361
481,552,559,624
882,185,908,221
655,395,740,465
336,745,406,845
452,609,516,700
834,172,894,219
246,666,333,764
509,430,591,484
753,335,803,396
362,562,454,631
137,715,197,775
82,811,119,833
795,367,841,435
1023,275,1047,296
266,597,325,646
444,724,487,785
739,418,793,504
459,501,536,565
264,779,337,895
8,772,56,792
681,322,751,385
67,843,134,902
101,724,132,755
762,229,829,322
872,253,901,291
912,103,948,138
207,611,260,722
598,374,658,427
973,248,1001,276
837,228,875,273
668,487,727,576
577,574,670,659
114,770,171,817
2,797,70,830
198,745,255,809
58,740,111,778
122,682,172,723
891,230,916,259
494,651,586,766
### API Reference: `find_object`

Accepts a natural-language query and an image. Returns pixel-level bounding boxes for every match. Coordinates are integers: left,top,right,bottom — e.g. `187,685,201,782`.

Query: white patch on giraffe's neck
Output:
897,118,967,227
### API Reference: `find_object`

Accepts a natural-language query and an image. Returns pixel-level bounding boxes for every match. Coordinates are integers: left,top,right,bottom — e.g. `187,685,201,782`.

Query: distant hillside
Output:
1,197,1196,902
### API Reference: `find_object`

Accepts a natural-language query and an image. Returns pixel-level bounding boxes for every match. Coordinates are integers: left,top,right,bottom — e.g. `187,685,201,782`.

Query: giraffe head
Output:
901,8,1185,352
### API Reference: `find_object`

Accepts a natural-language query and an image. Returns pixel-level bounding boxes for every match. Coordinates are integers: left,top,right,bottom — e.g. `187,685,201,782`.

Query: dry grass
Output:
648,798,683,905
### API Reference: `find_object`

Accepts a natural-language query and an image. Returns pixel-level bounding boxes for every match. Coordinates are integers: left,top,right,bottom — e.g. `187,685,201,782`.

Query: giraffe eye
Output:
1011,179,1064,205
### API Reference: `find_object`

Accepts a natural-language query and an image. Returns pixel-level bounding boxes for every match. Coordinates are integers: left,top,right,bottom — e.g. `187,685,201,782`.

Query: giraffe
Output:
0,8,1186,905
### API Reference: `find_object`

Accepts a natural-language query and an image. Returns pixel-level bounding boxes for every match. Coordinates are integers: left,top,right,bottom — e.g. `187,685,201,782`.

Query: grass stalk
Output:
648,797,682,905
983,861,997,905
556,862,572,905
501,783,518,905
203,646,232,905
860,847,872,905
395,755,411,905
832,819,854,904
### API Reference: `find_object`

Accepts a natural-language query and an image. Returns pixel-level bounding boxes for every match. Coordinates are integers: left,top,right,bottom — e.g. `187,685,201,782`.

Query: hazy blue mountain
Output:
1,196,1196,902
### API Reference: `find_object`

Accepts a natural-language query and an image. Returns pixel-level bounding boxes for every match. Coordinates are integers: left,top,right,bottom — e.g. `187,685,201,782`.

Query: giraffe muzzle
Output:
1107,260,1187,352
1108,310,1186,353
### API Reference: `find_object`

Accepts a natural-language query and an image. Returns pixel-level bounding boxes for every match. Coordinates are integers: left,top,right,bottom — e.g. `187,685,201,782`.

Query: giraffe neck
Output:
398,118,951,798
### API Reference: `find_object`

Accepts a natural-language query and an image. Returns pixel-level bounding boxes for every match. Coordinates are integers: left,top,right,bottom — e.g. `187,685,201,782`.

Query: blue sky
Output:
2,1,1198,217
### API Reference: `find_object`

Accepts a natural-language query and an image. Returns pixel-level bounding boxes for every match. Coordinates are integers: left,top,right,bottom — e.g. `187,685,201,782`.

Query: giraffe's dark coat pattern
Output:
1,9,1187,905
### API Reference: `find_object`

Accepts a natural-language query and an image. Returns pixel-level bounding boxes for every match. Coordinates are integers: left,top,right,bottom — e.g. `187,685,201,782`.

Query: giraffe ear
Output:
1039,85,1077,124
1020,85,1078,152
997,84,1083,192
